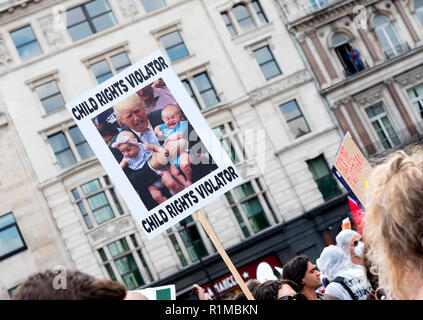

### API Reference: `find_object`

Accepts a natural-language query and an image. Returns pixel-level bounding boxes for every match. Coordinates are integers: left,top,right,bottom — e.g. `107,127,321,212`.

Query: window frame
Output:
66,0,117,43
373,15,405,59
307,155,342,202
279,99,311,139
166,216,212,267
365,103,402,150
10,24,43,61
140,0,167,13
181,69,220,110
26,71,68,117
224,179,277,238
407,84,423,120
71,175,125,230
159,29,189,62
220,0,268,37
46,123,95,170
85,47,132,84
252,44,282,80
97,234,155,289
212,121,248,164
0,212,27,261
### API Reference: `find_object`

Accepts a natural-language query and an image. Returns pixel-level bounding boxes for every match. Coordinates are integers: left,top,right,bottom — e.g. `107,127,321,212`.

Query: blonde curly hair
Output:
364,146,423,300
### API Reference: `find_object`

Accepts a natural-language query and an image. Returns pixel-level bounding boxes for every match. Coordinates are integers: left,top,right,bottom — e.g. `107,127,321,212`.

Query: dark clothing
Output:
109,112,217,210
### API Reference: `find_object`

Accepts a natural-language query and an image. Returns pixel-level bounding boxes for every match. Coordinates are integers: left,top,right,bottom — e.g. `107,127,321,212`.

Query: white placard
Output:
66,50,243,239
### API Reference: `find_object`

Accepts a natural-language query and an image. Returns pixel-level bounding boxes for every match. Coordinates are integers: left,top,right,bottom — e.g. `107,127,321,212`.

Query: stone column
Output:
393,0,420,44
343,98,377,154
358,28,380,63
385,80,418,136
309,30,338,81
298,34,327,85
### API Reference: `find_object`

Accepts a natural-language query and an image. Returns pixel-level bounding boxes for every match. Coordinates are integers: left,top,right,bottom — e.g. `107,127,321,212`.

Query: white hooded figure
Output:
316,245,371,300
335,229,364,269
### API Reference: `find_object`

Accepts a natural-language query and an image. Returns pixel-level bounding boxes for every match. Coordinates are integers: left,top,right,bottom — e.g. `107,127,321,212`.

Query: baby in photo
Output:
112,130,182,204
154,104,192,188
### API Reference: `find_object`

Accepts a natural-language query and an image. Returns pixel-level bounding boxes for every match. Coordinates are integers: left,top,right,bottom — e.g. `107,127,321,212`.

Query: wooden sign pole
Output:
194,210,255,300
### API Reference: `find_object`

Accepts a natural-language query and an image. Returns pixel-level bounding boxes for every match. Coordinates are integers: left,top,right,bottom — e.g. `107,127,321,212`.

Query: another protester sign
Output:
332,132,373,210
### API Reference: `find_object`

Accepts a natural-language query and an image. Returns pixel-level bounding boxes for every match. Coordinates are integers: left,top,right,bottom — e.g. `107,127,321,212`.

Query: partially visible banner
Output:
65,51,243,239
348,196,364,235
136,285,176,300
332,132,373,210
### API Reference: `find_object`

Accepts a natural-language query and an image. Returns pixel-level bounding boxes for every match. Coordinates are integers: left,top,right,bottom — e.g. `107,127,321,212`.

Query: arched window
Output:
374,15,404,58
415,0,423,24
232,4,255,31
331,33,365,76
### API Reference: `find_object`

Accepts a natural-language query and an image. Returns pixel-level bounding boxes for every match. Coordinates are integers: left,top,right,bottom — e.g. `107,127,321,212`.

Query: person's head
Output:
114,94,149,132
282,255,321,292
112,130,141,159
137,85,154,105
98,122,119,145
253,280,304,301
364,147,423,300
246,279,261,294
336,229,363,265
161,104,182,129
316,245,352,281
12,269,126,300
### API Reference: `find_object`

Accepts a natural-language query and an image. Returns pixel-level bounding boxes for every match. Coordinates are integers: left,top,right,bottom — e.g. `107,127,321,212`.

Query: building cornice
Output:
287,0,380,33
248,69,312,105
274,125,338,156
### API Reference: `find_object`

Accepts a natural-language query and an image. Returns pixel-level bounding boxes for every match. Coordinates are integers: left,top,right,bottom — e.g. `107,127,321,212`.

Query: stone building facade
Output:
0,0,351,299
280,0,423,157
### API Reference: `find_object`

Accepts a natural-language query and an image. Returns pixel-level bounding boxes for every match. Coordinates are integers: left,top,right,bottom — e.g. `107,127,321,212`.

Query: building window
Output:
408,84,423,120
167,216,209,266
66,0,117,42
10,25,42,61
374,15,405,59
35,80,66,113
98,235,153,289
253,45,281,80
225,180,275,237
213,122,247,164
331,33,365,76
415,0,423,25
221,0,267,36
89,51,131,83
252,0,268,23
48,125,94,169
366,103,401,150
221,11,237,36
160,30,189,62
184,71,219,109
307,155,342,201
232,3,256,31
71,176,124,229
280,100,311,138
309,0,327,11
8,285,19,298
141,0,166,13
0,213,26,261
182,80,201,109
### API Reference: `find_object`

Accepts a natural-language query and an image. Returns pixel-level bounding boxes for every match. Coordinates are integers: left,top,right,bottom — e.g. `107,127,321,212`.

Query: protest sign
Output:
332,132,373,210
136,285,176,300
66,50,243,239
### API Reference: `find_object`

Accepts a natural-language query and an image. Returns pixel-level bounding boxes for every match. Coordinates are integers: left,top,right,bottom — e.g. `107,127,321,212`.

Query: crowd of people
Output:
11,146,423,300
